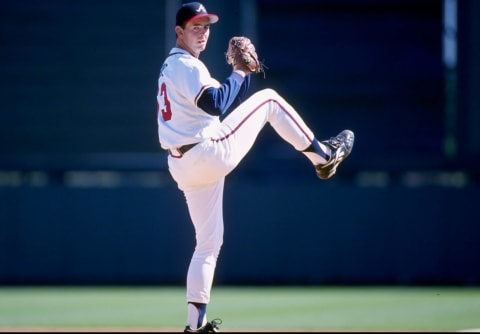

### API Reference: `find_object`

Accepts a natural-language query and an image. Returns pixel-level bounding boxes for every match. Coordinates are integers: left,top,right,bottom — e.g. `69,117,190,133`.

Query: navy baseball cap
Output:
176,2,219,26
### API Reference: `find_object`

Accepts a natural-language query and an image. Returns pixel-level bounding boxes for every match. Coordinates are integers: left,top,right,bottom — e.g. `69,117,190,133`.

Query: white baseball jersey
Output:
157,47,221,150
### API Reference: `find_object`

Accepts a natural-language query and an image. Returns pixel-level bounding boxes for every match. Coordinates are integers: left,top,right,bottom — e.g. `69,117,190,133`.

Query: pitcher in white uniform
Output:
156,2,355,332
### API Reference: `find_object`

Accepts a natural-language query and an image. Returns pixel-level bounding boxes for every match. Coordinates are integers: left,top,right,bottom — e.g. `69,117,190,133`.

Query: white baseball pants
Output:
167,88,316,304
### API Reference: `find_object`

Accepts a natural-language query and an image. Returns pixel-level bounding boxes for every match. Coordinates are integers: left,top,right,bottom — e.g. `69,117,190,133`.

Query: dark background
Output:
1,0,479,286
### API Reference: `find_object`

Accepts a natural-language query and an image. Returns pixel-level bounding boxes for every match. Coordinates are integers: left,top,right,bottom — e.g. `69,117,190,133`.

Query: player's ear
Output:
175,26,184,37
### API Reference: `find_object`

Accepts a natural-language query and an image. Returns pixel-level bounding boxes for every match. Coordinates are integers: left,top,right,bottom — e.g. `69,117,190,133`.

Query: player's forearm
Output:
197,72,246,116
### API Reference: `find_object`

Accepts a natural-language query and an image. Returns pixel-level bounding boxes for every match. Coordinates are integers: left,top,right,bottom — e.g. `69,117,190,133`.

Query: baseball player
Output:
157,2,354,332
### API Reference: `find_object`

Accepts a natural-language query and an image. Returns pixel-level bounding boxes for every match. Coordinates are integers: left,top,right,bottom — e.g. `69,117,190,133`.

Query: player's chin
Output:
197,42,207,50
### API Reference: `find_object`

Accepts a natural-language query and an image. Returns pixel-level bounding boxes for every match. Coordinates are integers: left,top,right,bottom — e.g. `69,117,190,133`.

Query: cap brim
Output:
184,13,219,25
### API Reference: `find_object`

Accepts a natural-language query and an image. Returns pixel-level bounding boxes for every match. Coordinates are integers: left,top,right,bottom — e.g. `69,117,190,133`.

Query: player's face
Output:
177,17,211,58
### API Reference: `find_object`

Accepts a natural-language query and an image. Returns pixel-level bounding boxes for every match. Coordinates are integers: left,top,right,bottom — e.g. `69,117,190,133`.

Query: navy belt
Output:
168,143,199,157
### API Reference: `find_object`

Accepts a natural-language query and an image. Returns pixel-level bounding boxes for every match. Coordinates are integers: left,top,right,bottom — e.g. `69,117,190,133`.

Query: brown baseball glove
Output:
225,36,265,75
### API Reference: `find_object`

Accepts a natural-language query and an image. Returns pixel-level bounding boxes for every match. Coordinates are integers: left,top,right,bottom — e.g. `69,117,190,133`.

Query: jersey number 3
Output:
158,82,172,121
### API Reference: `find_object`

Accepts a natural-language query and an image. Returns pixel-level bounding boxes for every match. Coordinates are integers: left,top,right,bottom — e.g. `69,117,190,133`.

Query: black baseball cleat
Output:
184,319,222,333
315,129,355,180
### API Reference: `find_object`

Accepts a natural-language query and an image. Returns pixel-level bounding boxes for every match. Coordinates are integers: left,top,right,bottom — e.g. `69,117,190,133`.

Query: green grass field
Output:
0,286,479,332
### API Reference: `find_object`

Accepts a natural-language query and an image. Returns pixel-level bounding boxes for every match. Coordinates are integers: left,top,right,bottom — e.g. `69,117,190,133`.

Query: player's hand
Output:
225,36,265,75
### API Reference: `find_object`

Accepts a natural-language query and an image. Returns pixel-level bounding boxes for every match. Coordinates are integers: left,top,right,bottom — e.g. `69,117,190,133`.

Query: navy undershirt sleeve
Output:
223,74,251,116
197,72,251,117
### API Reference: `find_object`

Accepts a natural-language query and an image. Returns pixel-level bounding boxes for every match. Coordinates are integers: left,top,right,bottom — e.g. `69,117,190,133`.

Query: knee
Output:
196,236,223,259
259,88,278,98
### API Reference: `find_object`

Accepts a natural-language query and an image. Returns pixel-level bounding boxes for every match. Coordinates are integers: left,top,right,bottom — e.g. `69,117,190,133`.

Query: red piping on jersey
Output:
210,99,314,143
